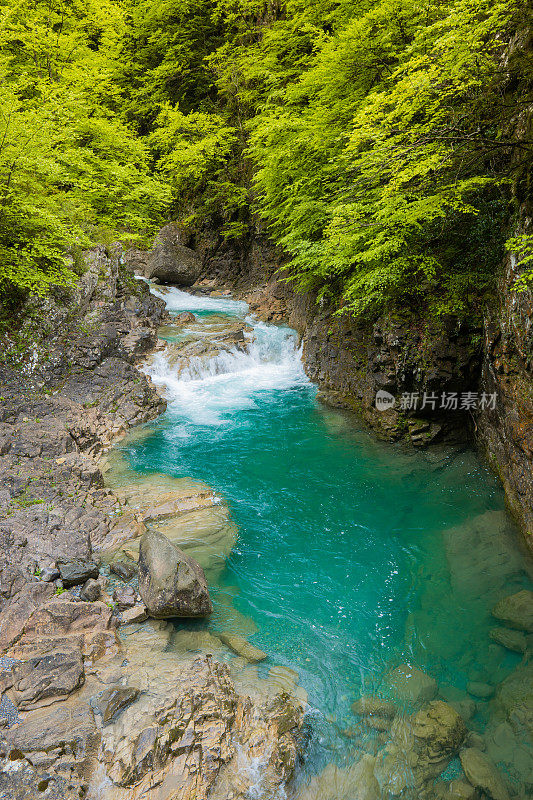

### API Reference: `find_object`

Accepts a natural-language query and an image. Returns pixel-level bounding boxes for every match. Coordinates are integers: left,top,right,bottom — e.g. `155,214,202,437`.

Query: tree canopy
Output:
1,0,531,316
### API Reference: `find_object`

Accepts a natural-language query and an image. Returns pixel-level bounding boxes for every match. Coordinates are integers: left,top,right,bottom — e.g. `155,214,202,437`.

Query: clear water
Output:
116,286,533,793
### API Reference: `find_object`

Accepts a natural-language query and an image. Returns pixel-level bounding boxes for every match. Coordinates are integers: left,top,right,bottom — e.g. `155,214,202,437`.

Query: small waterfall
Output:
143,286,309,426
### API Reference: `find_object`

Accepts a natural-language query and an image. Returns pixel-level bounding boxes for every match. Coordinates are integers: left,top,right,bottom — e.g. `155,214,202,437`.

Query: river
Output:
108,284,533,798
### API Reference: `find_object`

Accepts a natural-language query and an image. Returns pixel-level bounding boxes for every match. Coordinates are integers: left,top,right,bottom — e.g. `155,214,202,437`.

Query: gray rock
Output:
489,626,527,653
80,578,100,602
146,224,202,286
459,748,511,800
57,559,99,588
492,590,533,633
40,566,59,583
138,529,212,618
11,648,84,710
110,560,137,581
96,685,139,724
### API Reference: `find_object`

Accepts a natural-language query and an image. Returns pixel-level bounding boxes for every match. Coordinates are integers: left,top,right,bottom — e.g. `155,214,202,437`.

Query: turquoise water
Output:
119,286,533,790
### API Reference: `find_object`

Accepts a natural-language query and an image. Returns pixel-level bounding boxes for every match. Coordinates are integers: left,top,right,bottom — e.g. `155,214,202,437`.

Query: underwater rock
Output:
492,590,533,632
138,529,212,618
489,626,527,653
387,663,437,706
295,754,380,800
467,681,494,699
351,695,397,718
459,748,511,800
218,632,266,663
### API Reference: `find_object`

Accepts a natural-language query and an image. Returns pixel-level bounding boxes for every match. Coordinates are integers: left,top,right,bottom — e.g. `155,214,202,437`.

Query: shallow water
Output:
113,285,533,796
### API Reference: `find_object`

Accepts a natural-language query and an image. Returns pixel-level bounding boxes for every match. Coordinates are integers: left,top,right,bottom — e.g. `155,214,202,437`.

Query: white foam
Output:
143,286,310,426
150,284,249,316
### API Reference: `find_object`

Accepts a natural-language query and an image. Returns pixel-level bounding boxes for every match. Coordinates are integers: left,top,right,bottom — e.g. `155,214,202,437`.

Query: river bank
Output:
0,248,304,800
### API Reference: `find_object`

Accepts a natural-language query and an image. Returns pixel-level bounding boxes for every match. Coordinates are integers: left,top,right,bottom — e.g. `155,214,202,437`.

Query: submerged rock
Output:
387,663,437,706
351,695,396,718
489,626,527,653
218,632,266,663
138,529,212,618
492,589,533,632
374,700,466,795
467,681,494,699
459,747,511,800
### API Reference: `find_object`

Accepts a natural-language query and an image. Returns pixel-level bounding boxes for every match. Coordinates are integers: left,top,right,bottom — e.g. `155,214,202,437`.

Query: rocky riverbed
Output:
0,248,304,799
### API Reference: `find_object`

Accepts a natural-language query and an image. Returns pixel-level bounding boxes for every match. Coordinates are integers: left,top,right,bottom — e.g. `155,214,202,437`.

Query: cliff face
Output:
478,205,533,546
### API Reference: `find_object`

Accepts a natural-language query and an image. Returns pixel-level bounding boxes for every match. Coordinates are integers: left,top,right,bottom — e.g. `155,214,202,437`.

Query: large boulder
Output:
146,224,202,285
138,529,212,618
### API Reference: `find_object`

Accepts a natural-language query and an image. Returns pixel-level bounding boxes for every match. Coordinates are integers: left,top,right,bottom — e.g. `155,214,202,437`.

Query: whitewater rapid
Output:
142,285,310,427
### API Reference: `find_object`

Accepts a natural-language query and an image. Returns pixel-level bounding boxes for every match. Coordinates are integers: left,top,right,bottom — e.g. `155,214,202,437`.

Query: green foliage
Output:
506,234,533,291
0,0,171,299
1,0,531,319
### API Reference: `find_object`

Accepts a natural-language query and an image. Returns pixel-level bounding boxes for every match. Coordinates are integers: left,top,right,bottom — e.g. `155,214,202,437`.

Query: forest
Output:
0,0,532,319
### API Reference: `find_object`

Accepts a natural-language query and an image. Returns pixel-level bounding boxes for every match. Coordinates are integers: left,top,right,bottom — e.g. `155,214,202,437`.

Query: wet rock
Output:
218,632,266,663
387,663,437,706
175,311,196,324
120,603,148,624
297,754,380,800
492,590,533,632
95,685,139,725
146,224,202,286
112,584,136,611
439,686,476,722
351,695,396,718
110,559,136,581
467,681,494,699
57,560,99,588
459,747,511,800
138,529,212,618
11,647,84,710
489,626,527,653
80,578,100,602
